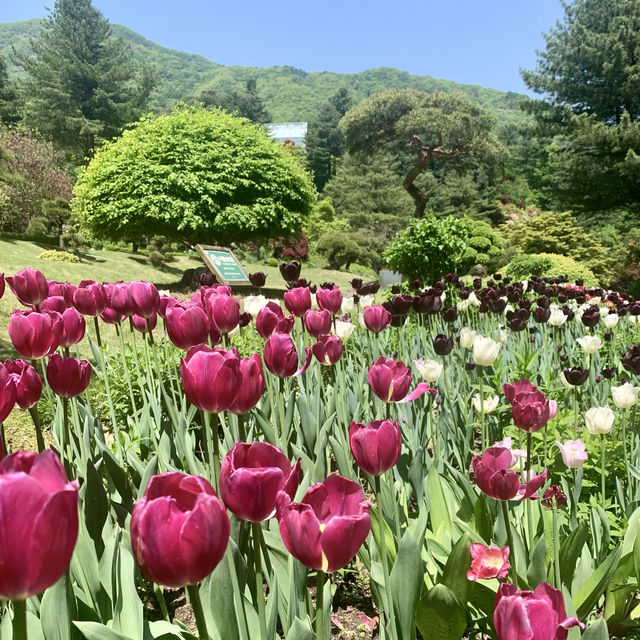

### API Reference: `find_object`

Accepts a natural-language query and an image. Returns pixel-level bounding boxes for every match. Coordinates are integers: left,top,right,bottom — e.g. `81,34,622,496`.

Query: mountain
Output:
0,18,529,125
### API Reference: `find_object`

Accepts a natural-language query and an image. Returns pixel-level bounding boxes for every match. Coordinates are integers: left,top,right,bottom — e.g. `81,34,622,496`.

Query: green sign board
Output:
195,245,249,285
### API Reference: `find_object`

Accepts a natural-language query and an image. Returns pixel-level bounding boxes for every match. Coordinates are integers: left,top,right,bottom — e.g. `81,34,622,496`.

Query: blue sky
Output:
0,0,565,95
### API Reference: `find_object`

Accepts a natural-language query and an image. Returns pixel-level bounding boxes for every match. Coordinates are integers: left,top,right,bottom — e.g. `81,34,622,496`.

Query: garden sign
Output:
195,245,249,285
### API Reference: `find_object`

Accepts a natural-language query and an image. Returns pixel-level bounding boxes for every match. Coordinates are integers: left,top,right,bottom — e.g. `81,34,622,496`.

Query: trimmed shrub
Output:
505,253,598,286
37,250,80,263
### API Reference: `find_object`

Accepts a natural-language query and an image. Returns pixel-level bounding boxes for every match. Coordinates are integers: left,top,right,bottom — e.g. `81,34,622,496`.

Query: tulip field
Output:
2,264,640,640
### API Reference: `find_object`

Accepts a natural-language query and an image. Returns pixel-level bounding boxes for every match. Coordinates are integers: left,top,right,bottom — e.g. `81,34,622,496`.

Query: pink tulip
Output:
0,363,16,423
4,360,42,410
555,439,588,468
128,281,160,318
9,310,63,359
0,273,4,299
494,582,584,640
59,308,86,348
303,309,332,338
255,302,294,338
367,356,434,403
466,544,510,581
316,287,343,314
108,282,135,316
0,450,79,600
72,281,108,317
47,281,75,305
283,287,312,317
6,268,49,307
46,355,91,398
349,419,401,475
220,441,300,522
131,472,229,587
275,474,371,572
165,304,210,350
227,353,265,414
131,313,157,333
100,307,122,325
362,305,392,333
472,446,547,501
312,334,343,366
180,345,242,413
263,333,312,378
40,296,69,314
207,293,240,334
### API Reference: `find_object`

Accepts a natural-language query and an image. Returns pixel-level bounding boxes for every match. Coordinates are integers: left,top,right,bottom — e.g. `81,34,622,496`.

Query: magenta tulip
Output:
362,305,392,333
59,307,86,348
9,310,63,359
255,302,294,338
227,353,265,414
131,472,230,587
6,268,49,307
166,304,210,350
367,356,434,403
72,281,108,316
494,582,584,640
4,360,42,410
467,544,510,581
108,282,135,316
220,441,300,522
349,419,401,475
47,281,75,305
128,281,160,318
158,294,177,319
100,307,122,325
316,287,343,314
180,345,242,413
46,354,91,399
472,446,547,501
263,333,312,378
283,287,312,317
0,450,79,600
0,273,4,299
40,296,69,314
511,389,553,433
502,379,537,404
312,334,343,366
0,363,16,423
304,309,332,338
132,313,157,333
275,474,371,572
206,293,240,334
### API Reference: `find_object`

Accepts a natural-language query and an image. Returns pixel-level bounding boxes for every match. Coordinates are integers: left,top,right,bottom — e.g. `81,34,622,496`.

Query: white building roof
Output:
265,122,308,146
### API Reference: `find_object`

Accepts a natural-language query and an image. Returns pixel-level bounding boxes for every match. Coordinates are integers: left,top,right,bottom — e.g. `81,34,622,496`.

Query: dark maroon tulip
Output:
9,310,63,359
0,273,4,300
46,354,91,399
100,307,122,325
622,345,640,376
413,294,442,314
220,442,300,521
601,367,616,379
279,261,301,283
131,472,229,588
351,278,363,289
0,450,79,600
316,287,343,314
0,363,16,423
563,367,589,386
503,379,537,404
72,281,107,317
472,446,547,501
4,360,42,410
238,312,252,328
165,304,210,350
227,353,265,415
6,268,49,307
263,333,312,378
206,293,240,334
40,296,69,314
362,305,392,333
541,485,567,510
511,389,553,433
283,287,312,317
581,305,600,327
312,334,343,366
132,313,157,334
367,356,434,403
128,281,160,318
304,309,332,338
199,272,218,287
433,334,454,356
180,345,242,413
275,474,371,572
108,282,135,316
349,419,401,476
59,308,86,348
248,272,267,288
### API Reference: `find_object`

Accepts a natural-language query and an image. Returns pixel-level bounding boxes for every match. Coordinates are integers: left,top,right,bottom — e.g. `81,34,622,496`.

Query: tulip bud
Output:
263,333,312,378
46,354,91,398
6,268,49,307
131,472,229,587
279,261,301,283
248,271,267,288
433,334,454,356
349,420,401,475
541,485,568,510
132,313,157,333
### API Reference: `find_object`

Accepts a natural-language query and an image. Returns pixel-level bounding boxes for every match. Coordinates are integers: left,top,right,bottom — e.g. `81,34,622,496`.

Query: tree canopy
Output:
339,89,504,217
73,105,317,245
196,78,271,124
15,0,154,161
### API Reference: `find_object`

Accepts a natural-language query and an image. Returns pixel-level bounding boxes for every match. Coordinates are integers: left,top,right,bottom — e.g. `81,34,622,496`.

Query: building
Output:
265,122,308,147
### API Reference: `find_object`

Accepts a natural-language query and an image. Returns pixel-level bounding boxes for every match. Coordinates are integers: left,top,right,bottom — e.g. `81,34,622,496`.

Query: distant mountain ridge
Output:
0,18,529,124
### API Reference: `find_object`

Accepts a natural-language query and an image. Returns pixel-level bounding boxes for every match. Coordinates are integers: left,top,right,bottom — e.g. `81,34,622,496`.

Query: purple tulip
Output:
165,304,210,350
9,310,63,359
6,268,49,307
349,419,401,475
46,355,91,399
263,333,312,378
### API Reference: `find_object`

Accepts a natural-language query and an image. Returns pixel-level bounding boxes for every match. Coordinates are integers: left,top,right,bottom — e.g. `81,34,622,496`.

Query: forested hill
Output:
0,18,529,124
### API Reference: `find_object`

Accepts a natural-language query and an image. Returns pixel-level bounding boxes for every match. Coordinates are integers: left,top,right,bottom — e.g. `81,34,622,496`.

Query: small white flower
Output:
472,335,501,367
459,327,476,349
577,335,602,354
611,382,640,409
335,320,355,341
359,294,374,307
603,313,619,329
585,406,614,435
457,298,471,312
242,294,268,317
472,394,499,413
341,297,355,315
549,308,567,326
414,358,443,383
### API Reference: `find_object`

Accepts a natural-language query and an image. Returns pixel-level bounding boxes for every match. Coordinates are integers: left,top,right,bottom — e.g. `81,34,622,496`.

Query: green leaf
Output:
83,459,109,553
427,465,452,536
284,618,314,640
41,573,79,640
581,617,609,640
527,536,547,588
391,531,423,640
416,584,467,640
73,622,131,640
473,493,493,544
574,546,622,619
441,533,472,604
560,521,588,587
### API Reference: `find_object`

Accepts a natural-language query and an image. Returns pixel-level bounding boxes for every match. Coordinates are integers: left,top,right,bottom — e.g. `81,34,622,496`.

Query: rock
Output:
470,264,487,277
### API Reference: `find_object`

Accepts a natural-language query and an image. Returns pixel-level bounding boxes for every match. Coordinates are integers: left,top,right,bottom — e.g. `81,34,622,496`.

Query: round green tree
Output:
73,105,316,245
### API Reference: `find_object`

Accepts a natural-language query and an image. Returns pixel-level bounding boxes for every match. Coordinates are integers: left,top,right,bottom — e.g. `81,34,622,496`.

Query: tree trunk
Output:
404,141,432,218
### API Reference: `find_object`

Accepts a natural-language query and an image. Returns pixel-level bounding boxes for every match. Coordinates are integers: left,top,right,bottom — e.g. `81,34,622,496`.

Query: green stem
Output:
62,396,71,477
12,599,27,640
211,413,221,493
601,435,606,504
154,584,170,622
621,410,631,492
315,570,325,640
252,522,268,640
28,406,45,453
553,508,561,588
525,432,533,554
186,583,209,640
500,500,517,586
93,315,102,348
146,318,155,345
573,388,579,439
238,413,246,442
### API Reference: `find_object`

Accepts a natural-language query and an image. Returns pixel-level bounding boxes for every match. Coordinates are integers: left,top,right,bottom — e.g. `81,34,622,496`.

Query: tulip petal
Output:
276,495,323,570
518,469,548,500
399,382,436,403
493,595,533,640
321,512,371,572
294,347,313,377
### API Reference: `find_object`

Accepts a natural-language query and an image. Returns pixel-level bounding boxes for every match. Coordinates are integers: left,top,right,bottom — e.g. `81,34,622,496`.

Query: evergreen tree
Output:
0,55,21,125
16,0,154,161
198,79,271,123
305,88,351,191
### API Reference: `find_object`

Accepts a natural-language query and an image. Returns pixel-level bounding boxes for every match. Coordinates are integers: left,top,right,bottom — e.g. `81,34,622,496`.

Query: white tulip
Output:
340,297,355,315
472,394,499,413
242,294,268,317
603,313,619,329
611,382,640,409
549,308,567,326
358,313,367,329
472,335,501,367
414,358,443,383
459,327,476,348
457,298,471,312
585,406,615,435
468,291,481,307
359,294,374,307
577,335,602,354
599,306,610,318
310,293,320,311
335,320,355,341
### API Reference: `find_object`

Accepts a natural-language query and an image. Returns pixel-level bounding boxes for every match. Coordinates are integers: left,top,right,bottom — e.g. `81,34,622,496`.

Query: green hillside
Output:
0,18,529,124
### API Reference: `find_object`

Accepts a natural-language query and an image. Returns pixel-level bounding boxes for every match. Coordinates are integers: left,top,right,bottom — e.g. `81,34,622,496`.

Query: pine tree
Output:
16,0,154,161
0,55,21,125
198,79,271,123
